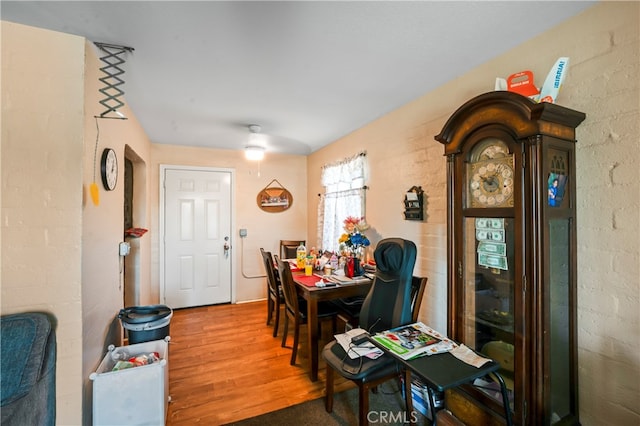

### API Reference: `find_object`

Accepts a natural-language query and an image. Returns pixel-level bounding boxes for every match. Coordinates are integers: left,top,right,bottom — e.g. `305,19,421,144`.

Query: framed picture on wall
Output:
257,179,293,213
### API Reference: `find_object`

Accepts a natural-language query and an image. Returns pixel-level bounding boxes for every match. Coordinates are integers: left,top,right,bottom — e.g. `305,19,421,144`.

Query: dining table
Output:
291,271,372,382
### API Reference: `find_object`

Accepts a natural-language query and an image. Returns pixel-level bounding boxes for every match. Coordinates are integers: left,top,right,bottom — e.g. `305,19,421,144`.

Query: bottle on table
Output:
296,243,307,268
330,254,339,272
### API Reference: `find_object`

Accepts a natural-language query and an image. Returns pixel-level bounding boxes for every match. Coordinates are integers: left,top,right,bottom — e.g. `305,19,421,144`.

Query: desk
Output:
292,272,372,382
370,341,513,426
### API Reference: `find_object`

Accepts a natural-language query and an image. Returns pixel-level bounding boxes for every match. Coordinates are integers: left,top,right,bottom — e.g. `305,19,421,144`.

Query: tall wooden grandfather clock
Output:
435,91,585,425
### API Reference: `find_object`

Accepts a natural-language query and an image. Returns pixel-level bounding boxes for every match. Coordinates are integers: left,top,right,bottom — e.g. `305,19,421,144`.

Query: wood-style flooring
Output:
166,301,354,425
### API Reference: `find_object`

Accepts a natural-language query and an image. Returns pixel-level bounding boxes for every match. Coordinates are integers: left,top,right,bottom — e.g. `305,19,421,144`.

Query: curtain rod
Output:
318,186,369,197
321,151,367,170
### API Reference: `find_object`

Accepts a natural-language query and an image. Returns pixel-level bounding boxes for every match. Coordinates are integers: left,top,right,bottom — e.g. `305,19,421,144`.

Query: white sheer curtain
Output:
318,152,368,252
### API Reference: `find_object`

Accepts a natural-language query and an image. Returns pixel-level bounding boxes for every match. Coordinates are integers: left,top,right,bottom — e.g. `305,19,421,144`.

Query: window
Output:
318,152,368,252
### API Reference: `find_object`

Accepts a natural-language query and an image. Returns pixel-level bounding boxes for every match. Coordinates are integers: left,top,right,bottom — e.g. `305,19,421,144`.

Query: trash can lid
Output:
118,305,172,324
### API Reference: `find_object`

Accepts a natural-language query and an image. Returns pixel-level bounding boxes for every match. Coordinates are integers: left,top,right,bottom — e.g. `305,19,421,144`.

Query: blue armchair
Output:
1,312,56,425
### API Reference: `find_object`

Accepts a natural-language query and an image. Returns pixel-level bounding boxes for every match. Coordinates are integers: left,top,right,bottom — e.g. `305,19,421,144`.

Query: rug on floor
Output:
225,382,431,426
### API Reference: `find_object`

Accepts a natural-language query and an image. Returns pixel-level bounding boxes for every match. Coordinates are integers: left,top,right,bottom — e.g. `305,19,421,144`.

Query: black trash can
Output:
118,304,173,344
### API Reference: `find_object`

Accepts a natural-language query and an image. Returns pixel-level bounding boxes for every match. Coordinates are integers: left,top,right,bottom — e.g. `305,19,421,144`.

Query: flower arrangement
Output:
338,216,371,257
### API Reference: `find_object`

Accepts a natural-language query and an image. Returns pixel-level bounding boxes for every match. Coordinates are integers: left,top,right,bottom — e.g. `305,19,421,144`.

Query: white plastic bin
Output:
90,337,170,425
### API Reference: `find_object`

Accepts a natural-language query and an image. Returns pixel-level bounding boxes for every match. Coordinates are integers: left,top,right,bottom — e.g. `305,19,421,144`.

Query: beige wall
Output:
80,42,154,424
149,145,307,303
1,22,85,425
307,2,639,425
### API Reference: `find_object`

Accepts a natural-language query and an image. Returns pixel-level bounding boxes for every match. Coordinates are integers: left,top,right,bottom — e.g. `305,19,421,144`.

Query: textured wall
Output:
1,21,85,425
80,41,154,424
566,4,640,424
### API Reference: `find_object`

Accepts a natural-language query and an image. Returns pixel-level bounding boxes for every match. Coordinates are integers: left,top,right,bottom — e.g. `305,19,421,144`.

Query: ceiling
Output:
2,1,595,155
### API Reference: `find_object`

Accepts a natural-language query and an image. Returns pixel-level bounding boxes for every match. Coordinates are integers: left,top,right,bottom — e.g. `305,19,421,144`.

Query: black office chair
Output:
322,238,417,425
333,276,428,330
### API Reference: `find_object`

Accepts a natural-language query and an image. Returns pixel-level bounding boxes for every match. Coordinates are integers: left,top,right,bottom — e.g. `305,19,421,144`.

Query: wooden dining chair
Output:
275,256,338,366
409,276,428,322
279,240,305,260
260,248,283,337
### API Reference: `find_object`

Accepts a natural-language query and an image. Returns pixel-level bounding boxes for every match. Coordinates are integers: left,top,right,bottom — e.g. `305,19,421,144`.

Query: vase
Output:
345,256,364,278
353,258,364,277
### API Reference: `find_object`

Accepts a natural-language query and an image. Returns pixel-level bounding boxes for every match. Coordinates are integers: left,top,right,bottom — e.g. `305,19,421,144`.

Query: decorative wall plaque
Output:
403,185,424,221
257,179,293,213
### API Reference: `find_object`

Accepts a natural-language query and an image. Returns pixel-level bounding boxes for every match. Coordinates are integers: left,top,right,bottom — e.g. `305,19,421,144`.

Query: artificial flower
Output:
339,216,370,256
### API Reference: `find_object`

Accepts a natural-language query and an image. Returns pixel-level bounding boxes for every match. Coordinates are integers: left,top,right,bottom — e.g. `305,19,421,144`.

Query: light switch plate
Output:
119,242,131,256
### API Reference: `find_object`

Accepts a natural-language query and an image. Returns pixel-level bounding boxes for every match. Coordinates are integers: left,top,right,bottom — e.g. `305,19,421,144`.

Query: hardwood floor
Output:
166,301,354,425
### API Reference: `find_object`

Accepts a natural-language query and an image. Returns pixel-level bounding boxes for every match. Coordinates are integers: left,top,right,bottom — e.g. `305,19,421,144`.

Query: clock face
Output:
467,139,514,208
101,148,118,191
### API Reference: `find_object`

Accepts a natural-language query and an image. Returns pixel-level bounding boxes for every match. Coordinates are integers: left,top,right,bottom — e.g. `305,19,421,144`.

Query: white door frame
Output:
159,164,236,305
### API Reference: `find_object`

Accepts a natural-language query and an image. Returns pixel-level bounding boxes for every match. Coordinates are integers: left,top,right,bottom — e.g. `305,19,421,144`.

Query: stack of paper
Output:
371,322,457,360
450,344,491,368
322,275,370,285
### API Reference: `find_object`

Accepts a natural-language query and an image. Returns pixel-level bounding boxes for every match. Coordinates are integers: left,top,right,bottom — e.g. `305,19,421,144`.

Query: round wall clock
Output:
101,148,118,191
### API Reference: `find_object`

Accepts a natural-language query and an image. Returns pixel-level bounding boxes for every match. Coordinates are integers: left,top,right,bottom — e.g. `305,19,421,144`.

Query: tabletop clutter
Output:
292,235,491,368
293,241,375,280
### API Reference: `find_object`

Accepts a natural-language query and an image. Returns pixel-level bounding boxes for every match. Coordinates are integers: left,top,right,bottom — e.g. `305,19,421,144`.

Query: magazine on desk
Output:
371,322,457,360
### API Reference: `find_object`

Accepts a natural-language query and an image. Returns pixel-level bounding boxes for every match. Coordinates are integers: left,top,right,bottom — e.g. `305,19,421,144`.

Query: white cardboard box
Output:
90,337,170,425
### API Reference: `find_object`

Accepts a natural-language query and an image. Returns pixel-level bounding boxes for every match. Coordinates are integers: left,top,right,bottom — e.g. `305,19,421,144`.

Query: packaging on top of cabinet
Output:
538,57,570,103
494,57,570,104
506,70,539,99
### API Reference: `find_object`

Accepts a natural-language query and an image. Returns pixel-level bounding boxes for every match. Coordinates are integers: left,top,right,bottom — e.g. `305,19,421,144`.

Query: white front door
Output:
162,167,233,308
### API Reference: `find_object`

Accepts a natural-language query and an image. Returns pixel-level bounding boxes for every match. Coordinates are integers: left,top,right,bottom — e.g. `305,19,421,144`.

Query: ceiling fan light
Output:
245,145,265,161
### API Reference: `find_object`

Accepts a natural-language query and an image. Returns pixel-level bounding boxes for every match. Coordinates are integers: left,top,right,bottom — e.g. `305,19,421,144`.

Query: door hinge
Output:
458,261,463,279
522,275,527,294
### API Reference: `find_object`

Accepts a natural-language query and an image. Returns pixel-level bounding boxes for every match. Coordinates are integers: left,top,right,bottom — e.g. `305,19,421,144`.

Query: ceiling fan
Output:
229,122,311,158
244,124,266,161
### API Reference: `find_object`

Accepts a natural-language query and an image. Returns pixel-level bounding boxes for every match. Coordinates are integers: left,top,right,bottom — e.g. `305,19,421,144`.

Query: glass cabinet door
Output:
548,218,572,422
461,217,515,409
